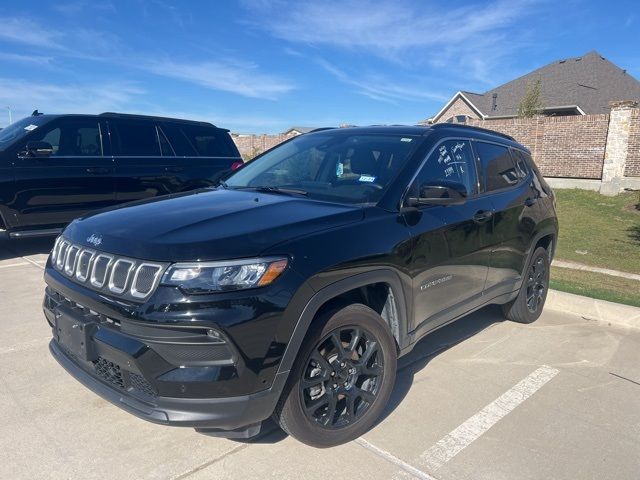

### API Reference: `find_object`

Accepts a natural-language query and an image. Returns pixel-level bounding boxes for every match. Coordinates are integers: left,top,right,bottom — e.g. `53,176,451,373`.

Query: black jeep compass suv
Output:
0,112,242,238
43,124,558,447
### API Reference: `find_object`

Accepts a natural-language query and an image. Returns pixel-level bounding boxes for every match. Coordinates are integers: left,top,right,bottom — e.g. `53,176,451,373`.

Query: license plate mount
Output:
55,309,98,362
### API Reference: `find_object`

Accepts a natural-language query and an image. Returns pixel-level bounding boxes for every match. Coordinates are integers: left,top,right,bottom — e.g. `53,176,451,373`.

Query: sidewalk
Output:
552,259,640,281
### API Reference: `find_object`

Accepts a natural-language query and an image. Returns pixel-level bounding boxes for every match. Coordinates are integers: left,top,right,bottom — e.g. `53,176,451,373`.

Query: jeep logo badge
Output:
86,234,103,247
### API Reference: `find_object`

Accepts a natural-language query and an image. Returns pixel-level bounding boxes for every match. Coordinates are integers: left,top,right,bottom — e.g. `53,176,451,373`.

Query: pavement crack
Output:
609,372,640,387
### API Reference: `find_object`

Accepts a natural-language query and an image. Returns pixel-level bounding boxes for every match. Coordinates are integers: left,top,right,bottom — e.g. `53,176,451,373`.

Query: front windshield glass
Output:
225,132,420,204
0,116,50,150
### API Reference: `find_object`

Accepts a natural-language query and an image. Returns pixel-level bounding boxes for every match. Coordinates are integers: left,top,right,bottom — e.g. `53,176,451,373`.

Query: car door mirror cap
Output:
20,141,54,159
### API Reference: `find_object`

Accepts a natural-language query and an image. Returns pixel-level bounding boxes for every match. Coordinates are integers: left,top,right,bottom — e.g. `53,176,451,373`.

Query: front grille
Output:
51,238,167,301
93,357,125,390
129,373,157,397
93,357,157,397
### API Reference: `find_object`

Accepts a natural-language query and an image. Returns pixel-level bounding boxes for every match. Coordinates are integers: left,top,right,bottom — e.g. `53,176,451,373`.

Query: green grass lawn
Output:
554,189,640,274
550,267,640,308
552,188,640,307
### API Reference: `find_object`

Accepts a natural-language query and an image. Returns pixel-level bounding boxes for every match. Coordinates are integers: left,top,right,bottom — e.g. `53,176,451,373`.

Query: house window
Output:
445,115,471,124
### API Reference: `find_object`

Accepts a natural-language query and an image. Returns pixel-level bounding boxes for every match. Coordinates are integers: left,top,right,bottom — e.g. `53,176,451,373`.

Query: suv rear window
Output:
475,141,519,191
162,124,237,157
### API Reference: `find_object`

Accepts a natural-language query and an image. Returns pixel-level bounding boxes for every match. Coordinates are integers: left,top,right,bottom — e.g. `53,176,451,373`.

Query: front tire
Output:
502,246,550,324
274,303,397,448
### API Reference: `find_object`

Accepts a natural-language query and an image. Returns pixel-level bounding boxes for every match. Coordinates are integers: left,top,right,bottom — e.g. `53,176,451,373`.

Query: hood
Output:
63,188,363,261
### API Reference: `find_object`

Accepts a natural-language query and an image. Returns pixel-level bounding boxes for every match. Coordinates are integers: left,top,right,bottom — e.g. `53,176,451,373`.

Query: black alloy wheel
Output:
301,326,383,429
526,256,547,313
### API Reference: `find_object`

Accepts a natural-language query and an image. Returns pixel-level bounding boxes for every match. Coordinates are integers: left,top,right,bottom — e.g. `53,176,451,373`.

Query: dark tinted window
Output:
511,149,530,180
111,120,160,156
475,142,518,191
161,124,198,156
31,119,102,156
181,125,237,157
157,127,175,156
410,139,477,197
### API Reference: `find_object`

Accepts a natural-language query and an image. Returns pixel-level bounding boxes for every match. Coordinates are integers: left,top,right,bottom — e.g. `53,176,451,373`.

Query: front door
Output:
405,138,494,332
12,117,116,228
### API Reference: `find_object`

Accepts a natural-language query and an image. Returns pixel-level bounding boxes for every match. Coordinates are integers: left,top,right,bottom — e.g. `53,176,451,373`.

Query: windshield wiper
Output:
235,186,308,196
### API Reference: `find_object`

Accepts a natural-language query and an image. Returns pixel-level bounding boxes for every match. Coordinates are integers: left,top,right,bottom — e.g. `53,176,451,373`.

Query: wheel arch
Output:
277,269,409,377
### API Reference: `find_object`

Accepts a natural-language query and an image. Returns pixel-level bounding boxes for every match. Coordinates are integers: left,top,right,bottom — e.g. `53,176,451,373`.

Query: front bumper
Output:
42,267,297,436
49,339,287,435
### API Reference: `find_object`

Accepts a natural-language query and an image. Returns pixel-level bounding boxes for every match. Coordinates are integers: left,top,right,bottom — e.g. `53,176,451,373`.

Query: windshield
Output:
225,132,420,204
0,116,50,150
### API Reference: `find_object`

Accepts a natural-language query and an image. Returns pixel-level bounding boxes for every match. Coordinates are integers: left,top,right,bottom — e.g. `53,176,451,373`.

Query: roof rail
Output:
306,127,336,134
430,123,515,141
99,112,216,127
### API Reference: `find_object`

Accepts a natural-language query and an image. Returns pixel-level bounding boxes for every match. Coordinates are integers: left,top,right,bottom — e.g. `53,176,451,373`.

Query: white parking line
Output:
21,256,45,270
0,262,30,269
355,438,438,480
390,365,559,478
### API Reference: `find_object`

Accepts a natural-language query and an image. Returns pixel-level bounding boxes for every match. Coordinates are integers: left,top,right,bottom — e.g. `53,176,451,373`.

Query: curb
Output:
546,289,640,330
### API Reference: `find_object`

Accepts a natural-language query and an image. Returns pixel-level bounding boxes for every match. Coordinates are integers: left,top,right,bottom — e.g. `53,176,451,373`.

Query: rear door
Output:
109,119,178,203
11,117,116,228
406,138,494,332
474,141,538,296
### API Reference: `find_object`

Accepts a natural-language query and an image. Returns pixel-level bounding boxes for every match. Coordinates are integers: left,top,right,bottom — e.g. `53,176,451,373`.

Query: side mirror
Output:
407,182,467,207
20,141,54,159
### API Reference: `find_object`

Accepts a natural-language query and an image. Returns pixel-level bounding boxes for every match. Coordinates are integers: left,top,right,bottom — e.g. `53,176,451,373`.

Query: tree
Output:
517,79,544,118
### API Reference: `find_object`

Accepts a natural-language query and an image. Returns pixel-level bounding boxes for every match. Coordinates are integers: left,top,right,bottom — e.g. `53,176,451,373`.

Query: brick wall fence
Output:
231,133,296,159
466,114,610,179
231,101,640,195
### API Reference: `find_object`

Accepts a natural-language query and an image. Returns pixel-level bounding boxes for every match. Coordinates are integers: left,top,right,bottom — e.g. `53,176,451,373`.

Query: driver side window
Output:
410,139,477,197
30,120,102,157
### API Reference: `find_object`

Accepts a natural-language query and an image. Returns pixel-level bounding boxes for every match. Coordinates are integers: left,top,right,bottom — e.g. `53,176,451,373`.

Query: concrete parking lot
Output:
1,237,639,480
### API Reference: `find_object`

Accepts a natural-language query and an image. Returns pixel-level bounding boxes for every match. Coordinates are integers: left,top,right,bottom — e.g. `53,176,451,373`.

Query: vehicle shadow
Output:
239,305,505,445
0,236,56,261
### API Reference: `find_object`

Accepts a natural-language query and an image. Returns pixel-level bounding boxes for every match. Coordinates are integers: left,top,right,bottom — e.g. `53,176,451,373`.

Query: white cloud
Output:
0,79,145,125
240,0,539,85
316,58,448,103
242,0,534,55
0,17,64,49
145,59,295,99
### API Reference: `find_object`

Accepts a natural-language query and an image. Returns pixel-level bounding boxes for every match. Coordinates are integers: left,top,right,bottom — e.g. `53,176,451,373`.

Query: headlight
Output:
161,257,288,294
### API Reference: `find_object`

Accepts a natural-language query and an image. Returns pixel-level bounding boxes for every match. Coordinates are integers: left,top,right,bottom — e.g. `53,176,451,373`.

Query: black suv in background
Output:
43,124,557,447
0,112,242,238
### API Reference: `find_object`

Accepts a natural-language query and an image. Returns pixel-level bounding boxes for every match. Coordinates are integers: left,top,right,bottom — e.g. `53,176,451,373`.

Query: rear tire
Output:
274,303,397,448
502,246,550,324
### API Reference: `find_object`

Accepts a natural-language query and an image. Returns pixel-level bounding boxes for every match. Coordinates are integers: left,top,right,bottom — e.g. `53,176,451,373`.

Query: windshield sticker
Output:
336,162,344,177
24,124,38,132
401,137,413,142
359,175,376,183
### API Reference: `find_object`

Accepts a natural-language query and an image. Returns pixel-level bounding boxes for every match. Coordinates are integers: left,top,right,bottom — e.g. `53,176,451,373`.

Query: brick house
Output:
425,50,640,124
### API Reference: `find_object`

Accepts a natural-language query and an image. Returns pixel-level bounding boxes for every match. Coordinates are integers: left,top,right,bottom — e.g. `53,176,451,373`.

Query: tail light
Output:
230,161,244,171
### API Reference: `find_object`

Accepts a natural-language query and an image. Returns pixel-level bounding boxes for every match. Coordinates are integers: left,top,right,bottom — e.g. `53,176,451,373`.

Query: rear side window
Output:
475,142,518,191
511,149,530,180
111,120,160,156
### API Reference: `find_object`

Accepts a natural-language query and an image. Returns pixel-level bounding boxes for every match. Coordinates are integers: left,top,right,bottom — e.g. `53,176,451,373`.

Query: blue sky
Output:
0,0,638,132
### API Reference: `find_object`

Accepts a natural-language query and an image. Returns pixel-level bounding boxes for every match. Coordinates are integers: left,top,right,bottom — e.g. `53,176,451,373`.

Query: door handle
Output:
86,167,109,174
164,166,184,173
473,210,493,223
524,197,538,207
